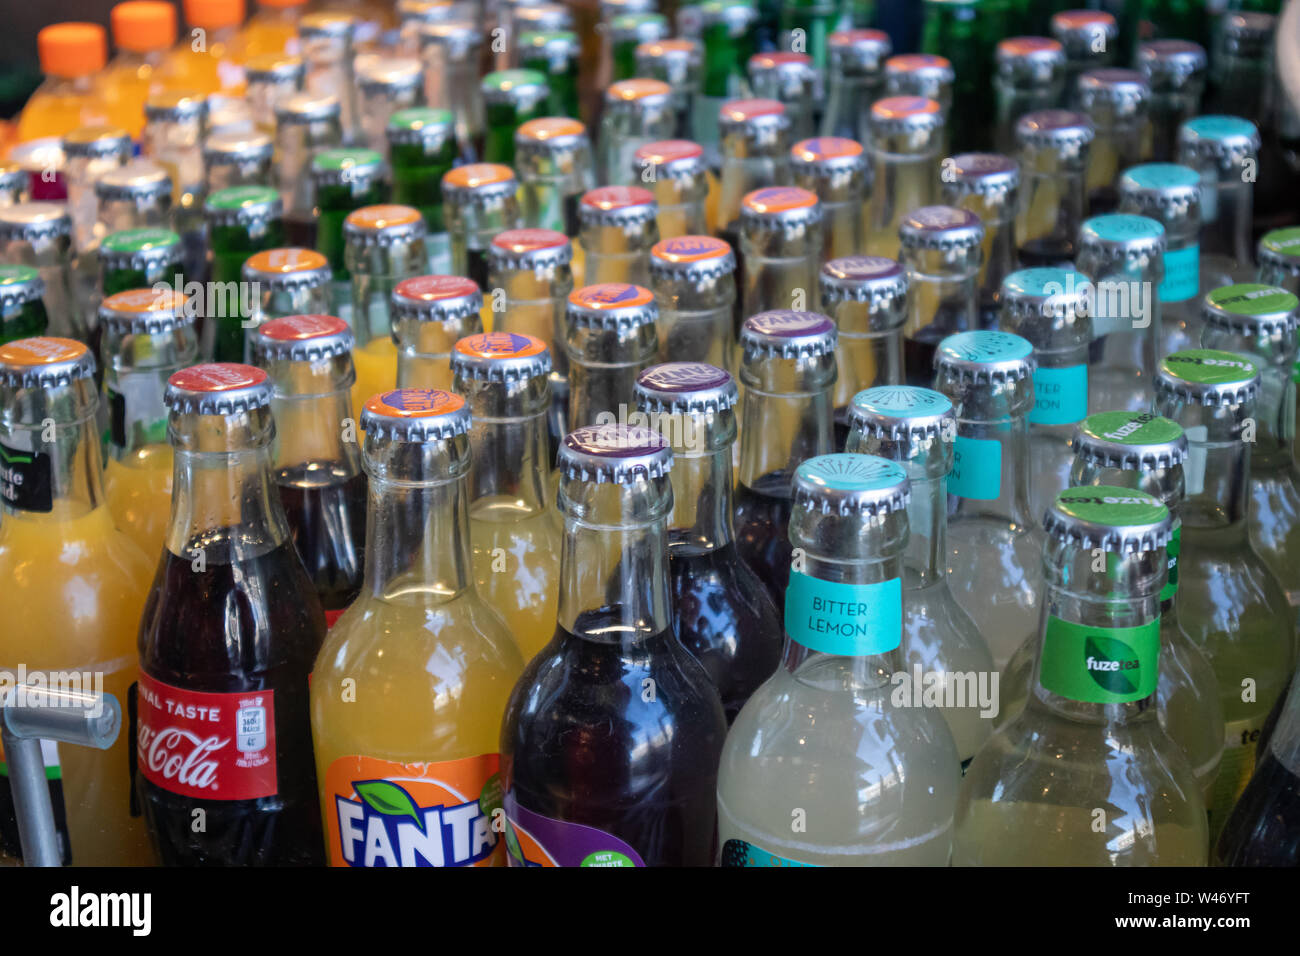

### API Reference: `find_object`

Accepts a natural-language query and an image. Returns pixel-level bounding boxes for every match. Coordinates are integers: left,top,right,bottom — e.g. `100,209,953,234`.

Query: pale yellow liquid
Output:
469,496,561,663
0,506,156,865
104,444,173,564
351,337,399,415
309,587,525,860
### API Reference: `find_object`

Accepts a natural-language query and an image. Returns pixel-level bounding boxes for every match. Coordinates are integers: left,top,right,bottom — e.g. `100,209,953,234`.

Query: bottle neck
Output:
951,405,1035,529
557,474,674,642
666,416,735,553
167,408,291,561
1197,166,1253,266
1182,429,1252,528
462,378,550,516
0,380,104,521
1017,150,1086,261
364,465,474,603
105,329,197,456
903,471,947,587
738,357,835,491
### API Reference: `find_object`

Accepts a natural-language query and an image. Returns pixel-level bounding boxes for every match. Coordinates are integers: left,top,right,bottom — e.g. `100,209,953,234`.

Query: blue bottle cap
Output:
794,453,910,514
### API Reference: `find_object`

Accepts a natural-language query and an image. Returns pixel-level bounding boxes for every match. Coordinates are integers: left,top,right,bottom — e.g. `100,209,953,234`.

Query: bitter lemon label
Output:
1038,617,1160,704
784,570,903,656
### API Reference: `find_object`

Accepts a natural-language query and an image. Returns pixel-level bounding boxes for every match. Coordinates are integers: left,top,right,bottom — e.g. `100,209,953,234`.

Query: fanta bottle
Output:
165,0,250,96
0,337,155,865
16,24,110,143
310,388,524,867
241,0,309,60
101,2,180,141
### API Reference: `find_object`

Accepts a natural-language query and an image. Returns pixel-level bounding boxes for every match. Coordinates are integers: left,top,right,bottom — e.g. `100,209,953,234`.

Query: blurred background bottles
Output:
18,23,110,143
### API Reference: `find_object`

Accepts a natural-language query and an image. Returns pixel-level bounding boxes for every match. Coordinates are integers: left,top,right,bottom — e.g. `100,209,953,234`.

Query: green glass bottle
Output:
1199,284,1300,619
1154,348,1296,839
778,0,838,90
204,186,286,290
481,69,552,166
311,149,387,304
695,0,759,159
1138,0,1210,51
518,31,581,119
921,0,1006,152
0,265,48,344
610,13,669,82
99,228,183,300
955,487,1208,866
386,107,458,273
993,37,1066,157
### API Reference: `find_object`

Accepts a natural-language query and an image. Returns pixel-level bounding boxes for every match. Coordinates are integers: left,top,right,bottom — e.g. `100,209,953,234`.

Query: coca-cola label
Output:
136,672,278,801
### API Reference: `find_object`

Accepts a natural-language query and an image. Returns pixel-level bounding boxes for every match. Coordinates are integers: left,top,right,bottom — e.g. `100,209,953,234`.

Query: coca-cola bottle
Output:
135,362,327,866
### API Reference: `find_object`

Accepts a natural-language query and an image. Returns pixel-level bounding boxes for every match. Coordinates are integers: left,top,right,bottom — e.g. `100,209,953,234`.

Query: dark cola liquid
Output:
1257,675,1291,762
1215,752,1300,866
136,536,326,866
283,213,318,250
276,464,367,614
733,475,794,614
669,541,784,724
904,324,953,389
1017,237,1077,270
501,607,727,866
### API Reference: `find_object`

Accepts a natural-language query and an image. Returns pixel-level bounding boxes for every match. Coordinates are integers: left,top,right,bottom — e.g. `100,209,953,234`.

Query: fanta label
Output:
503,795,645,867
572,283,653,308
325,754,504,867
136,672,278,801
457,332,546,359
368,388,465,416
654,236,730,262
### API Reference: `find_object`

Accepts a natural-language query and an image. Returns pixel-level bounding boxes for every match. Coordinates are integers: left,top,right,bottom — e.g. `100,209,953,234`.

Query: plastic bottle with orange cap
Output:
100,1,181,141
16,23,111,143
164,0,252,97
242,0,309,60
0,336,155,865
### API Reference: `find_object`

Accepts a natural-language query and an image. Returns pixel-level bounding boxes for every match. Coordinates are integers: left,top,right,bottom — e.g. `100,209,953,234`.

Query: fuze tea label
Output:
1038,617,1160,704
502,796,647,867
784,571,903,656
325,754,503,867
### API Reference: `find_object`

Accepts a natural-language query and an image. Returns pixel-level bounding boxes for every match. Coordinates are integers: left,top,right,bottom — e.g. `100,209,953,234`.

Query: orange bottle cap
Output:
581,186,655,210
184,0,247,30
749,51,812,70
101,288,188,313
634,139,703,165
491,228,568,253
0,336,87,367
606,78,672,102
651,235,731,263
517,117,586,141
112,1,179,53
365,388,465,418
37,23,108,78
569,283,655,311
886,53,952,73
791,137,864,163
442,163,515,190
245,247,328,273
719,98,785,123
343,204,423,231
455,332,548,361
256,0,309,8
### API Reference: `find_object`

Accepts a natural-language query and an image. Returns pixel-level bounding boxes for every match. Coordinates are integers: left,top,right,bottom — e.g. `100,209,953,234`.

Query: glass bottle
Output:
564,282,659,431
0,266,49,344
481,69,551,167
1002,410,1226,802
1138,40,1208,164
1050,8,1118,107
1077,68,1151,216
62,125,132,256
578,186,659,288
694,0,758,160
739,186,822,323
898,205,984,388
386,107,458,272
635,38,703,141
635,362,784,723
1255,228,1300,467
1117,163,1203,357
820,28,891,144
441,163,522,293
748,53,817,143
273,93,344,248
993,37,1066,156
518,31,581,120
203,185,285,298
487,228,573,364
609,13,669,82
953,487,1208,865
245,53,306,137
1013,109,1094,269
514,118,595,238
719,452,961,865
865,96,943,259
299,11,361,147
1153,348,1295,838
354,57,424,157
778,0,838,88
733,310,837,612
93,160,174,238
598,79,677,187
846,387,996,767
0,203,81,341
1177,115,1260,290
1200,284,1300,615
0,165,29,208
919,0,1003,152
790,137,867,266
0,336,153,865
137,361,326,865
452,332,561,665
1207,15,1279,230
716,99,791,262
940,153,1021,332
937,330,1044,670
202,131,275,192
501,423,727,867
648,236,737,371
417,21,486,162
883,54,954,160
311,148,387,317
396,0,460,55
142,91,209,281
99,287,196,561
1075,213,1166,414
239,247,333,360
251,314,367,626
392,275,483,390
819,256,907,443
633,140,709,239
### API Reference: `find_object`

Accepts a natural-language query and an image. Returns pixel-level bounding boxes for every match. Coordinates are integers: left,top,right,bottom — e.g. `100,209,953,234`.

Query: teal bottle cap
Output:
1118,163,1201,218
1044,485,1172,553
847,385,954,464
1178,115,1260,164
794,453,910,515
935,330,1035,383
1001,266,1092,318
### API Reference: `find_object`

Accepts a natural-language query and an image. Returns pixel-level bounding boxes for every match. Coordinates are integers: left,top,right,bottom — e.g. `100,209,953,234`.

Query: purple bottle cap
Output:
634,362,737,415
558,424,673,483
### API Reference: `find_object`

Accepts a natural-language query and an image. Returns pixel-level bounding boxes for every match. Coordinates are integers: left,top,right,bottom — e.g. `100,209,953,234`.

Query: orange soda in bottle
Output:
101,1,180,141
16,23,110,143
165,0,251,97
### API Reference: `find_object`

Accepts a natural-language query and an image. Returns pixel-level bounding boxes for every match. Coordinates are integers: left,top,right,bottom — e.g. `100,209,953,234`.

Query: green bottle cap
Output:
1044,485,1172,552
204,185,283,227
1202,283,1298,337
0,264,45,307
480,69,550,107
310,148,385,187
519,29,580,61
100,227,182,270
1074,411,1186,470
794,453,910,513
609,12,668,43
1259,227,1300,274
1155,348,1260,405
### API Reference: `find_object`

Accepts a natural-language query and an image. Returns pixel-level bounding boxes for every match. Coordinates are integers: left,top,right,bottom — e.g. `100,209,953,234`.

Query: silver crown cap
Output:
557,424,673,483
